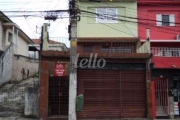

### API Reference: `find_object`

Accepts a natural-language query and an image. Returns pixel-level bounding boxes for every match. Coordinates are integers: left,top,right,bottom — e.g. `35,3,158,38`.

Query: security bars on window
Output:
151,47,180,57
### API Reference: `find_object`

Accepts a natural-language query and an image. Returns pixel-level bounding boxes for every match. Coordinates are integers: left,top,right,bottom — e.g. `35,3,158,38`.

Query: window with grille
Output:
102,43,134,53
156,14,175,26
111,46,133,53
162,15,170,26
83,45,94,52
124,47,132,53
151,47,180,57
102,44,111,52
172,51,179,57
96,8,118,23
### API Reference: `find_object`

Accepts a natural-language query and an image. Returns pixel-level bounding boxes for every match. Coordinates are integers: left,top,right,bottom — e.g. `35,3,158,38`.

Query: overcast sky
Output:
0,0,69,46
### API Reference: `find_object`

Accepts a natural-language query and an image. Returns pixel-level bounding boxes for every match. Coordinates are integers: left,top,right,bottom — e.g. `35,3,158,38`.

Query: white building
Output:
0,11,33,57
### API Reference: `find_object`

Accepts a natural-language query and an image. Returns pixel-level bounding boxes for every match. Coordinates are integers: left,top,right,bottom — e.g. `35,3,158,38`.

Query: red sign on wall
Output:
54,62,66,76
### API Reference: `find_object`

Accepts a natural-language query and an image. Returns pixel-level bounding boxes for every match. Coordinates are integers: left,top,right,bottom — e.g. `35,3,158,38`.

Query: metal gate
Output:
154,78,169,116
77,70,146,119
48,76,69,116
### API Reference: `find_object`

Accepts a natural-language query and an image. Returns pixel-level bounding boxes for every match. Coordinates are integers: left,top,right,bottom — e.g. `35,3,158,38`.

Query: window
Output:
96,8,118,23
172,51,179,57
102,44,111,52
8,32,13,42
162,15,170,26
156,14,175,26
83,45,94,52
102,45,134,53
111,46,133,53
123,47,132,53
151,47,180,57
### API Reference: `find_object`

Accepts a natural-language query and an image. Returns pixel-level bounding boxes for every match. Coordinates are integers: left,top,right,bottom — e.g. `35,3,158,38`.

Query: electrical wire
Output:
105,3,138,37
35,0,53,38
81,15,151,53
82,8,151,52
2,8,179,37
82,1,180,23
79,2,180,39
81,14,179,38
80,10,180,35
78,4,180,26
24,16,37,38
104,4,151,53
85,16,138,37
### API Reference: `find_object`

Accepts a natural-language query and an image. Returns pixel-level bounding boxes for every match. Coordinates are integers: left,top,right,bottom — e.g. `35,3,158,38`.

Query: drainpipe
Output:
12,26,14,43
16,29,19,54
12,26,15,54
146,28,151,70
146,28,150,41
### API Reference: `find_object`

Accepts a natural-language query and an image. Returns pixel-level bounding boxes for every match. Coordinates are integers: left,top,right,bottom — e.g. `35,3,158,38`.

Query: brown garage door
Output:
77,70,146,119
121,70,146,118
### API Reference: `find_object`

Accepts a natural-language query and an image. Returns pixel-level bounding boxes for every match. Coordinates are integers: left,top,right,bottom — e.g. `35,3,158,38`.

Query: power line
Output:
83,15,151,53
105,3,138,38
79,7,180,25
34,0,53,38
78,1,180,39
95,3,150,52
83,1,180,23
2,8,179,36
2,8,179,26
12,0,31,16
81,14,179,37
80,10,180,35
87,16,137,37
24,16,37,38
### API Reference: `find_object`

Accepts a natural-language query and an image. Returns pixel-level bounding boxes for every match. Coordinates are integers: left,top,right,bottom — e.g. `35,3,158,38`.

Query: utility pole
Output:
69,0,78,119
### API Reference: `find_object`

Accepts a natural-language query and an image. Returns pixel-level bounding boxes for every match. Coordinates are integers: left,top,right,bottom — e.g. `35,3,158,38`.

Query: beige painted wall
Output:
5,29,29,56
16,36,29,56
10,55,39,81
78,1,138,37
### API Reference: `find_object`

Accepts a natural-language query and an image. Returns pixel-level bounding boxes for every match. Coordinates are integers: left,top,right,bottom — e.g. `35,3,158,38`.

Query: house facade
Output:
138,0,180,118
76,0,152,119
0,11,38,83
39,0,154,119
0,12,33,56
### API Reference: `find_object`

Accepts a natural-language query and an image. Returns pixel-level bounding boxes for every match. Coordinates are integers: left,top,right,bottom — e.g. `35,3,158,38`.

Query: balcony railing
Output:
78,42,136,53
151,47,180,57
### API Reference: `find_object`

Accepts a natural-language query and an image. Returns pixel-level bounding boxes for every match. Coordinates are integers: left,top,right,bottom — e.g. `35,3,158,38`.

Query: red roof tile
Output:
32,39,61,44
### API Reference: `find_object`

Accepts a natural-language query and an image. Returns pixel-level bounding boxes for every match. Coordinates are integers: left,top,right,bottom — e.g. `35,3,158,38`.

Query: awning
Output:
152,57,180,69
